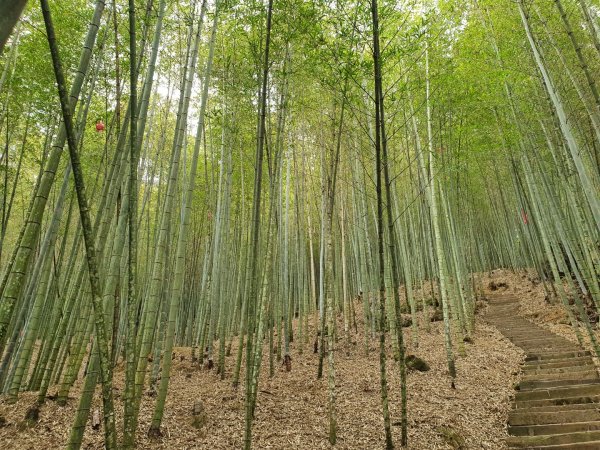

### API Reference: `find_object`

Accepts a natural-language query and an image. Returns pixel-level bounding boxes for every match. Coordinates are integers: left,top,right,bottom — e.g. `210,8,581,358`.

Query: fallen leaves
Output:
0,276,530,449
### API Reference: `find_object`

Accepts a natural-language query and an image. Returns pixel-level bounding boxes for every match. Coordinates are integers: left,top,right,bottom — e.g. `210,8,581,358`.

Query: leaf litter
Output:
0,272,550,449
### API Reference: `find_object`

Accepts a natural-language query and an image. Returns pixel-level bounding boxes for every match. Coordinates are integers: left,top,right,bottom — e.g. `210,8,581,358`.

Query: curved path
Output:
486,295,600,449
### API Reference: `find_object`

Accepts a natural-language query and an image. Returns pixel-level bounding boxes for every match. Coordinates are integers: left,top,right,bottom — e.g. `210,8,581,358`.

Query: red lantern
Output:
95,120,105,132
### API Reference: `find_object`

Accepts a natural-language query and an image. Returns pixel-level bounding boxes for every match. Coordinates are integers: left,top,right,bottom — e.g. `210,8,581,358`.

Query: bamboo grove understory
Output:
0,0,599,448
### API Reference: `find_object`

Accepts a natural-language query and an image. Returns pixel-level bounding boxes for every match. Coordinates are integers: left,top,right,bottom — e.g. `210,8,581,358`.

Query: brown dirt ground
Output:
0,274,534,450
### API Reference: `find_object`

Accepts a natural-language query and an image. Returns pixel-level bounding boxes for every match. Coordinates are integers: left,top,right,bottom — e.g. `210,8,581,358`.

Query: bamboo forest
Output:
1,0,600,448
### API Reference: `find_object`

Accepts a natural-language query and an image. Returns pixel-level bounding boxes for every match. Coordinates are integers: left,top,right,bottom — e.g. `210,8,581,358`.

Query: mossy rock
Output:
430,309,443,322
17,404,40,430
405,354,430,372
436,425,466,449
488,281,508,291
192,414,207,429
192,401,208,430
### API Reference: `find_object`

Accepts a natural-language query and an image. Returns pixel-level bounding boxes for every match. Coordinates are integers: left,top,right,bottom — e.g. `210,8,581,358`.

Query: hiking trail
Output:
487,295,600,449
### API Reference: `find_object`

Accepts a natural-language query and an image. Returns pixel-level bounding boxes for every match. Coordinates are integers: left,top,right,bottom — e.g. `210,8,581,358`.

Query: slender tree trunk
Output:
40,1,116,447
244,1,273,448
123,0,138,446
0,0,27,53
371,0,393,446
424,39,457,385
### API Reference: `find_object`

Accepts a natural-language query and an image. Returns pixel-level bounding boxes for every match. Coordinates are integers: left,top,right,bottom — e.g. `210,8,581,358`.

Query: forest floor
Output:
1,269,593,450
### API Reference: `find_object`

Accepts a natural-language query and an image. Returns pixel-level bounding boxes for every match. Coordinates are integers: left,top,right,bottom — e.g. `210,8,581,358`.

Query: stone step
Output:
508,409,600,426
491,315,537,319
489,314,531,318
488,299,518,302
502,331,561,337
515,341,577,348
501,329,559,333
487,307,518,310
506,430,600,447
509,441,600,449
525,351,592,362
524,358,595,371
521,347,582,354
506,336,567,343
489,316,529,320
511,336,573,343
513,402,600,413
510,340,570,346
524,365,598,377
518,345,576,351
506,334,552,339
518,377,600,391
522,368,598,382
520,340,579,346
509,420,600,437
506,335,570,341
491,316,524,319
494,322,540,328
514,395,600,410
509,339,579,354
515,383,600,402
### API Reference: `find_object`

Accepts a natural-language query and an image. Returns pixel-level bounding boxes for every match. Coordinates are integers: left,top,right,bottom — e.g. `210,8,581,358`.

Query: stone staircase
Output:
486,295,600,449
